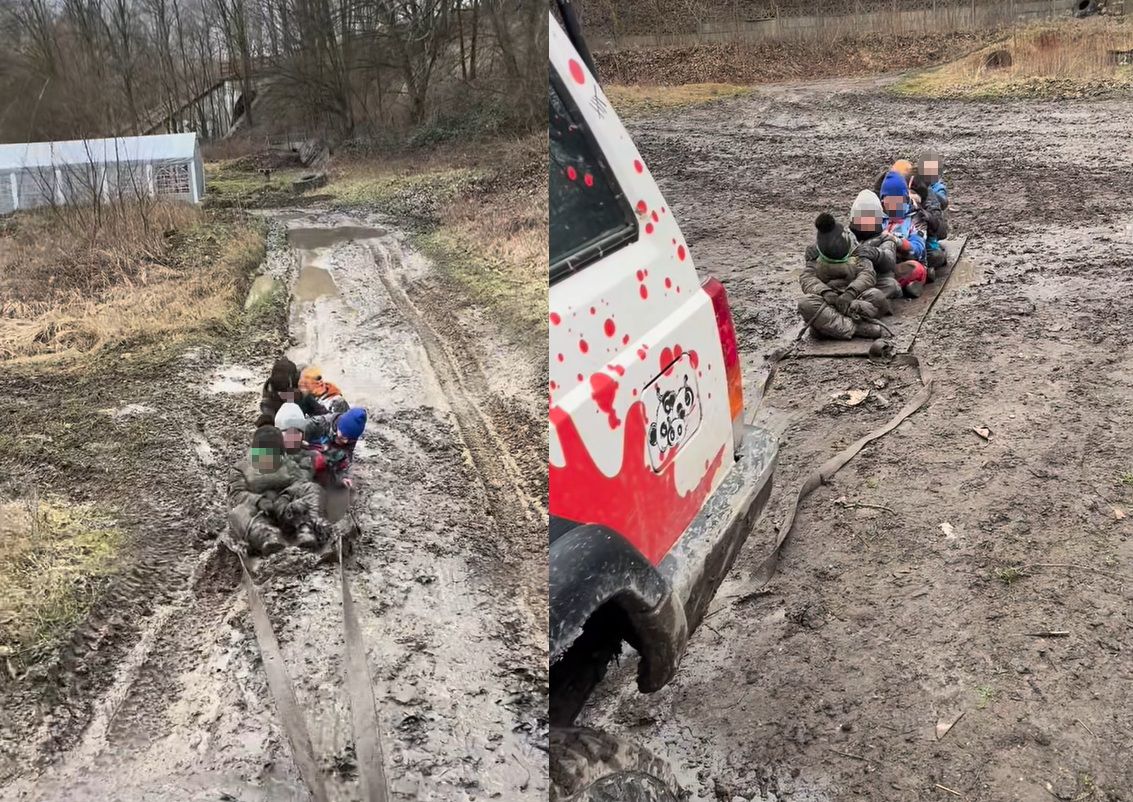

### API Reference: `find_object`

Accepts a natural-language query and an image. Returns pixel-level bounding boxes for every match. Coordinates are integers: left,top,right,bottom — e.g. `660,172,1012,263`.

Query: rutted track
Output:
2,211,548,801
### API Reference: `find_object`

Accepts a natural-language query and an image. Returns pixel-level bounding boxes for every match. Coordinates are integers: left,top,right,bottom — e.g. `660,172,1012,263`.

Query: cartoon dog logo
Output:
648,375,697,462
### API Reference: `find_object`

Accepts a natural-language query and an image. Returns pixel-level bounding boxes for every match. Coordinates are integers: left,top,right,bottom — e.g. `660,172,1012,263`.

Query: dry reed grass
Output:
0,202,265,361
896,18,1133,97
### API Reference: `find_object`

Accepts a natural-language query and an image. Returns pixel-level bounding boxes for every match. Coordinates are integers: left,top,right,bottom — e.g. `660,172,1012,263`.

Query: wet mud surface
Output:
2,213,547,800
582,86,1133,800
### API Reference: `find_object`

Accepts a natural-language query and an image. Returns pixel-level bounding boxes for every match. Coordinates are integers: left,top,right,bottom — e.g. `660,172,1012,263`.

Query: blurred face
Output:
882,195,905,215
251,448,281,472
852,213,882,233
920,160,940,182
279,390,297,403
282,429,303,450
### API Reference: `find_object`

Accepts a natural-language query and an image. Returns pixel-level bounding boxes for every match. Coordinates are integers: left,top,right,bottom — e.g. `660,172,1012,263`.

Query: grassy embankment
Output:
894,18,1133,99
324,135,546,349
0,200,272,671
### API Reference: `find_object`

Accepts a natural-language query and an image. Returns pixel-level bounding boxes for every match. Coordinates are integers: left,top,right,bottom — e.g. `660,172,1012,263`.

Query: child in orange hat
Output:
299,366,346,411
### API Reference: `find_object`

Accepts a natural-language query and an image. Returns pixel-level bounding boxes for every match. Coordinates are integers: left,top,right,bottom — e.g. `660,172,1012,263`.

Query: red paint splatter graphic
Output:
569,59,586,84
589,372,622,430
566,166,577,181
634,159,644,173
584,173,594,188
636,200,647,214
550,312,561,325
550,402,727,565
590,306,596,315
604,319,616,337
658,344,693,377
607,363,626,377
557,353,564,363
622,334,631,345
677,245,687,261
579,339,590,354
550,380,558,391
639,284,648,300
645,223,654,234
635,269,644,281
637,348,647,361
651,211,659,223
665,277,672,289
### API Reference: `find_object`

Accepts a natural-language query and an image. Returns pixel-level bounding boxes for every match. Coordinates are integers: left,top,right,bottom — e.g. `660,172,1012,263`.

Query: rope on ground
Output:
751,377,934,587
238,552,331,802
338,533,390,802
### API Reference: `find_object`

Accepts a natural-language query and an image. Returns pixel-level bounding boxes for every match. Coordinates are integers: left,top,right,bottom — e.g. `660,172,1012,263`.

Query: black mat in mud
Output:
797,234,970,358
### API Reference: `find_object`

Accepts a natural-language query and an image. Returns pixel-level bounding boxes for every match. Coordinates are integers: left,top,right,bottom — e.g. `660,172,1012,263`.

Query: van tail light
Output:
702,277,745,453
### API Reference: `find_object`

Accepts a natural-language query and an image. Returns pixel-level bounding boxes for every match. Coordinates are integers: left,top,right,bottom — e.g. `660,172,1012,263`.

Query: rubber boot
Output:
854,320,885,339
258,529,287,557
295,523,319,550
904,280,925,299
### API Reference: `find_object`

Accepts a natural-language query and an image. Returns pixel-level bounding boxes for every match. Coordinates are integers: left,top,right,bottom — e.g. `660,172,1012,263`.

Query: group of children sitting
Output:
227,357,368,558
798,152,951,340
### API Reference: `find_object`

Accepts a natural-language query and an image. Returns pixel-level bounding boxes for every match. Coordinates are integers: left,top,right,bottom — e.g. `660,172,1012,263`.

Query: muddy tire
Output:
550,727,684,802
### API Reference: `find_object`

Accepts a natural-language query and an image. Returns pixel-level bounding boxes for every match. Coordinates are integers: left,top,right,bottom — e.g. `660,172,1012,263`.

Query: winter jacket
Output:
801,245,877,299
883,212,927,263
227,456,321,547
255,387,327,428
301,412,357,485
910,175,949,242
798,248,891,339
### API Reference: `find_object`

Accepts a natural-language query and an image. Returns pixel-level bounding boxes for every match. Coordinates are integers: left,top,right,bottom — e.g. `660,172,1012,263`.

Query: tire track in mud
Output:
0,350,269,798
367,239,547,613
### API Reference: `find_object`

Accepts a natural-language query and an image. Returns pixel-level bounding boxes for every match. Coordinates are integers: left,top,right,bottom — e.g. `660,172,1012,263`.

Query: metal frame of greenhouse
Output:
0,132,205,215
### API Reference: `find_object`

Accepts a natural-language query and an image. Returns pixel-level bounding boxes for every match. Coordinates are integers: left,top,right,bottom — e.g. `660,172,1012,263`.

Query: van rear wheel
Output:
550,727,684,802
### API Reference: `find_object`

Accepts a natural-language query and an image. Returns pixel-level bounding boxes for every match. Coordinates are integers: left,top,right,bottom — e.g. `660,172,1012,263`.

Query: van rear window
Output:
549,74,636,281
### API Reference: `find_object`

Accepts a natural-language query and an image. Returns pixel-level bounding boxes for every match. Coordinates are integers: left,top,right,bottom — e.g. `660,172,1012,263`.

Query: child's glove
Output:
285,498,310,520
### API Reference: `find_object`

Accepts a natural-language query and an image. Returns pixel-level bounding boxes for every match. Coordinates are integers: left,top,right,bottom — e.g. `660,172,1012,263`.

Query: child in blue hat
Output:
307,406,367,488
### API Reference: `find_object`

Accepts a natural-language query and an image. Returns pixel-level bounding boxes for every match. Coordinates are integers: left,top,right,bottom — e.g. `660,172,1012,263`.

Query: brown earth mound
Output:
597,29,1000,85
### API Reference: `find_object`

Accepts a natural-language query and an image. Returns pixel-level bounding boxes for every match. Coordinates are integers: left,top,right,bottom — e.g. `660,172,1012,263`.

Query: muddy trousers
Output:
798,289,890,340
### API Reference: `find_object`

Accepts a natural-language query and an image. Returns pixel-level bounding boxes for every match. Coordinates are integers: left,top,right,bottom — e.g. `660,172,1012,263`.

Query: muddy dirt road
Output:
2,213,547,800
582,80,1133,800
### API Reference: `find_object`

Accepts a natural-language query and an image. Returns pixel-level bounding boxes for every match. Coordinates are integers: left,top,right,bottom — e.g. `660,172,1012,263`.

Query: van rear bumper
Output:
641,424,777,689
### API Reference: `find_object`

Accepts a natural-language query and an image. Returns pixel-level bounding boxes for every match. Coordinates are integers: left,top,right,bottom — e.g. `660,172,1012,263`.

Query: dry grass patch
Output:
0,202,265,361
0,495,123,668
895,18,1133,98
605,83,752,117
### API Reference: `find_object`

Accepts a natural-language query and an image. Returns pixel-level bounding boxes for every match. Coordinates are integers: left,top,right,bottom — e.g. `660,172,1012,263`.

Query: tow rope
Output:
239,553,330,802
236,530,389,802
